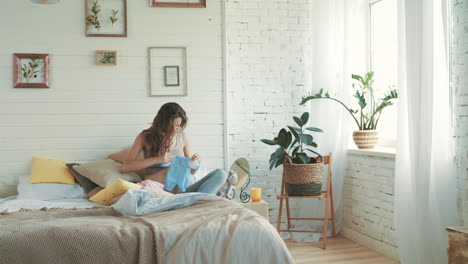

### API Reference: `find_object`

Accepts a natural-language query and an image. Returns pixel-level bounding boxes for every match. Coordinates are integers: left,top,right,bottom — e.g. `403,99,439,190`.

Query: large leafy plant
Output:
261,112,323,170
300,72,397,130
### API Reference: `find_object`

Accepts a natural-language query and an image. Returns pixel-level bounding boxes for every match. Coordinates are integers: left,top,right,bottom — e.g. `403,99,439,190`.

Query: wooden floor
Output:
285,236,399,264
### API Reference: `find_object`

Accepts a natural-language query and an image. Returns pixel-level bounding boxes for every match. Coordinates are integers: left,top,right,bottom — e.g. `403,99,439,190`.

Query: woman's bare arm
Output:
183,133,201,175
120,132,171,173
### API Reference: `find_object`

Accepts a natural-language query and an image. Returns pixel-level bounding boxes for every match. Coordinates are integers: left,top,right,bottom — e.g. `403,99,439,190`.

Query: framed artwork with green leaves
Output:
95,50,118,66
86,0,127,37
13,53,50,88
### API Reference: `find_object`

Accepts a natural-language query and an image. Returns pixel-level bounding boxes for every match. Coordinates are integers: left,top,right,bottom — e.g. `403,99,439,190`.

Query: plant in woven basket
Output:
261,112,323,170
300,71,397,149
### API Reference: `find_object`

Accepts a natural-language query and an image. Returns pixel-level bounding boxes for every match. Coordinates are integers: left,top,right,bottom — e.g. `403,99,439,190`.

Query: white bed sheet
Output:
0,196,101,212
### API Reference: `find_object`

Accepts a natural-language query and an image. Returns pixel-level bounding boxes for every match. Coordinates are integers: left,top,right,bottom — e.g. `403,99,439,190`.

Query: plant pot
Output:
353,130,379,149
283,161,324,196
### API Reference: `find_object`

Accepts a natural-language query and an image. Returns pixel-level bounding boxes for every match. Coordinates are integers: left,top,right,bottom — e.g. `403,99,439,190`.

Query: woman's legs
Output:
184,169,227,194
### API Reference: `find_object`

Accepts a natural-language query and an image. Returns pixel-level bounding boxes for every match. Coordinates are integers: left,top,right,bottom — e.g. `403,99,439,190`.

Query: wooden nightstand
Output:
235,200,269,221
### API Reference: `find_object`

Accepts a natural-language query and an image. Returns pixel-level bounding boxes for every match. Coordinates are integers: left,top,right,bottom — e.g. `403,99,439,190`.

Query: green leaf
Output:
277,129,287,146
300,112,309,125
293,116,304,127
325,92,330,98
289,138,298,149
306,127,323,133
297,153,311,164
288,126,300,141
309,142,318,148
285,131,292,149
261,139,277,146
298,134,313,145
269,158,278,170
292,146,300,157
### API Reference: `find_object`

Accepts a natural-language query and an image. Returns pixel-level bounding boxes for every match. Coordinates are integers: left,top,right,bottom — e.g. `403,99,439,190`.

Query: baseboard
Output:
341,227,400,262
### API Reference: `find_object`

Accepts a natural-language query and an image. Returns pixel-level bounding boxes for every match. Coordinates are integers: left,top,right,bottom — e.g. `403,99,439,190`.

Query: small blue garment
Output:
165,155,200,192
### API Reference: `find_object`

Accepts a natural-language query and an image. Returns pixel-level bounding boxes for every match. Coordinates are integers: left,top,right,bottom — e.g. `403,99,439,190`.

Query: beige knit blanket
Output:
0,207,165,264
0,197,294,264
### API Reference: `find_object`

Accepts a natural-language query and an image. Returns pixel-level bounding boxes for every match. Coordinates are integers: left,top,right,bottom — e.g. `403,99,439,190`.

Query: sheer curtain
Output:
394,0,459,263
294,0,368,241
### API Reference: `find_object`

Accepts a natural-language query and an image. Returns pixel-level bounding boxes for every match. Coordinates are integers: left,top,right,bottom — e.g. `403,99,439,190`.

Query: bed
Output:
0,194,295,264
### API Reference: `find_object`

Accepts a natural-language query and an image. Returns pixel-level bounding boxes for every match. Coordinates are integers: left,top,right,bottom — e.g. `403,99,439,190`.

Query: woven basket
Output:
283,157,324,196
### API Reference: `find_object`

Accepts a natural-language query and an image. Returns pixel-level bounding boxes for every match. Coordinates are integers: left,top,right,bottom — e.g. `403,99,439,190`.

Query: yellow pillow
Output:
90,179,141,205
29,157,75,184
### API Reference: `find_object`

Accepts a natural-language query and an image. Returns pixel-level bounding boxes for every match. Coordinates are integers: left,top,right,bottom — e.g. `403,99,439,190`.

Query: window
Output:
369,0,398,147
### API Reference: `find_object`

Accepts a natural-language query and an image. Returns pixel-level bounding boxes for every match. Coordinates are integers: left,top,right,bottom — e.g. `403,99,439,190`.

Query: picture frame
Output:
148,47,187,97
86,0,127,37
164,66,180,86
150,0,206,8
95,50,118,66
13,53,50,88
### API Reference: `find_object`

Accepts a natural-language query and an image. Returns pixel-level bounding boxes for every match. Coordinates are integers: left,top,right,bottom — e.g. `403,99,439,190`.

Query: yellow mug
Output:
250,188,262,203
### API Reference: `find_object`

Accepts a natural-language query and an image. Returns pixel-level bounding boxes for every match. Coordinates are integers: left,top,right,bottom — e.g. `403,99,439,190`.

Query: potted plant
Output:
300,71,397,149
261,112,324,196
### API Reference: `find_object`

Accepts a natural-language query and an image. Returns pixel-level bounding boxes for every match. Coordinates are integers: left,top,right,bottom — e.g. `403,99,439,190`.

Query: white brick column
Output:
226,0,313,226
451,0,468,226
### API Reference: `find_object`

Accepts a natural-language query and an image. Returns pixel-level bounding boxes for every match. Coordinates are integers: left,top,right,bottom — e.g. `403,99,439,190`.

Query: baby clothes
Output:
164,155,200,192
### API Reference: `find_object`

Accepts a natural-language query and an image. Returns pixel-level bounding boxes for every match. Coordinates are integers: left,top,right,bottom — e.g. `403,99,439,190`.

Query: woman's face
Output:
173,117,182,133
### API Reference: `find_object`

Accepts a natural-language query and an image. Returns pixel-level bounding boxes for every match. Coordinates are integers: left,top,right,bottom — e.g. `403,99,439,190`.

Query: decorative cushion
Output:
73,159,142,188
66,163,99,194
108,147,145,176
89,179,142,205
17,182,86,201
29,157,75,184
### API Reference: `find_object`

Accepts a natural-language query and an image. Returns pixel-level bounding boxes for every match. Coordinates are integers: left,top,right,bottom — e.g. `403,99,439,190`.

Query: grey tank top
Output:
143,132,185,175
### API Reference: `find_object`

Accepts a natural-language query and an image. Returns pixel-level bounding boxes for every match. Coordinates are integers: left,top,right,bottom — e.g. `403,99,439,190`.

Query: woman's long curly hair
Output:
143,102,187,157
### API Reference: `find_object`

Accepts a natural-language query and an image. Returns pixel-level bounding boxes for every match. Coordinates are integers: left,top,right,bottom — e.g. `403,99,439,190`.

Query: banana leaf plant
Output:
300,72,398,130
261,112,323,170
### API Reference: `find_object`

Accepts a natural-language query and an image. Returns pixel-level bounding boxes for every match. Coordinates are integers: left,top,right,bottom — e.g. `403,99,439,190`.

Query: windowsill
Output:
347,146,396,159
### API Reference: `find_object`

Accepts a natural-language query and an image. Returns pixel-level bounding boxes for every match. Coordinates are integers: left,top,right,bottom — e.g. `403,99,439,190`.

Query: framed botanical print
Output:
150,0,206,8
95,50,118,66
148,47,187,97
13,53,50,88
86,0,127,37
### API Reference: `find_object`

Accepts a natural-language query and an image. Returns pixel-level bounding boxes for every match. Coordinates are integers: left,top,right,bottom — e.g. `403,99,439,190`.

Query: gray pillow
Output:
73,159,142,188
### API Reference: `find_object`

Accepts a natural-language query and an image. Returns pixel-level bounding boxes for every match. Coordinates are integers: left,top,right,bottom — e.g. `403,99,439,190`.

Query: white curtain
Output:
294,0,368,241
394,0,459,263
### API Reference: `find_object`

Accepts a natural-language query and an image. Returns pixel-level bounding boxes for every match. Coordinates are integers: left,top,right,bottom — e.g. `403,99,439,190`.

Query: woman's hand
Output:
190,153,201,163
157,153,174,164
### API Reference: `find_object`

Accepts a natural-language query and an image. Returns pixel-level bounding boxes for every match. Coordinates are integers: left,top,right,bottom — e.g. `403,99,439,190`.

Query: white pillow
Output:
17,176,86,200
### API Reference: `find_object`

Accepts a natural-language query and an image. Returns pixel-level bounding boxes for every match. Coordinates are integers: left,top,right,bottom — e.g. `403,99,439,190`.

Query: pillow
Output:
108,147,145,176
73,159,142,188
29,157,75,184
66,163,99,194
17,176,86,200
89,179,142,205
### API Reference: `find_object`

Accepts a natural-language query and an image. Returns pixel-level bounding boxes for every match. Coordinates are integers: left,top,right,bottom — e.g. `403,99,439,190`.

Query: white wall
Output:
226,0,313,227
451,0,468,226
0,0,224,196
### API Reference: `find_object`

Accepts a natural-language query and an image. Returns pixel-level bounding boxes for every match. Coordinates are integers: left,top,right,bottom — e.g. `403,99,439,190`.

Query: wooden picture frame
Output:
13,53,50,88
150,0,206,8
148,47,188,97
164,66,180,86
86,0,127,37
95,50,118,66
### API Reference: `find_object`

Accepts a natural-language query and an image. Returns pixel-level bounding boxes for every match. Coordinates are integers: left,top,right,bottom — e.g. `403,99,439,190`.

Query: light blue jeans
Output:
184,169,227,194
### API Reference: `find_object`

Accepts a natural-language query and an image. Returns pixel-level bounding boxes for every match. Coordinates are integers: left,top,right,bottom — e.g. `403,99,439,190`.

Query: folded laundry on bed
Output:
164,156,200,192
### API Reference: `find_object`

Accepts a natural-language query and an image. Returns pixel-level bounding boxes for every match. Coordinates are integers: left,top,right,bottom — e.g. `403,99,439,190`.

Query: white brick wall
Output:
226,0,313,227
451,0,468,226
342,153,398,260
